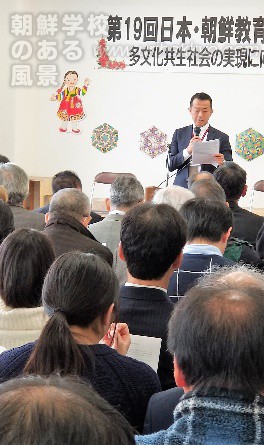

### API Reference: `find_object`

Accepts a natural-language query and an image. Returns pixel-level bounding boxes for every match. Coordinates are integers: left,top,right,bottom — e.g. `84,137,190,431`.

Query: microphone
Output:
194,126,201,137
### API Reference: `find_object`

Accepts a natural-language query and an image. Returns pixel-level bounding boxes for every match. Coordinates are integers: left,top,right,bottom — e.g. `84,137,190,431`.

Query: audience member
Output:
152,186,194,211
0,163,45,230
187,171,214,188
191,176,262,268
42,188,112,265
0,229,55,349
214,162,264,246
0,252,161,431
119,203,186,390
137,267,264,444
168,198,233,299
90,175,144,285
35,170,103,224
0,200,14,244
0,155,10,164
0,375,135,445
90,175,144,253
190,177,226,202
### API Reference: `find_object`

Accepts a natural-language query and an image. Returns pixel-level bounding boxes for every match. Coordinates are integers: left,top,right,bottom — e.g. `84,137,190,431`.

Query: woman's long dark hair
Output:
0,229,55,308
24,252,119,376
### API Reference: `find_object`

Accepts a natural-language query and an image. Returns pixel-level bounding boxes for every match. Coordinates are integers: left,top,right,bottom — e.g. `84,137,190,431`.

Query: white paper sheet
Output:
126,334,162,372
192,139,220,166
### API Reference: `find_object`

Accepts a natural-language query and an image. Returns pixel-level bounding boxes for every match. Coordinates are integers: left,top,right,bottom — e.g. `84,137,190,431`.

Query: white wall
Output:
2,0,264,207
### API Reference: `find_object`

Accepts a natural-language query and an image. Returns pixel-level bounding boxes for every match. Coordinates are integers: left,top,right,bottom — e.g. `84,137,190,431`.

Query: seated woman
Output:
0,229,55,349
0,252,161,431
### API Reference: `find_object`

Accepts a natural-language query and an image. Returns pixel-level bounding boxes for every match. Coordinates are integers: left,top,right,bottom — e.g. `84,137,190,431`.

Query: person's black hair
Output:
0,229,55,309
168,283,264,397
52,170,82,194
213,162,247,201
120,203,186,280
179,198,233,242
0,375,135,445
0,155,10,164
24,252,119,375
190,92,212,108
0,200,14,243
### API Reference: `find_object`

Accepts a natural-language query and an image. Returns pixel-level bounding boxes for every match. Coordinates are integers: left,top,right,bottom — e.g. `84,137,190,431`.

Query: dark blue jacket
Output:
169,125,232,188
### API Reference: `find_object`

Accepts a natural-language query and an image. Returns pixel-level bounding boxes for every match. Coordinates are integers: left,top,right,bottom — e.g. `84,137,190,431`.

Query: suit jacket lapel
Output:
207,125,216,141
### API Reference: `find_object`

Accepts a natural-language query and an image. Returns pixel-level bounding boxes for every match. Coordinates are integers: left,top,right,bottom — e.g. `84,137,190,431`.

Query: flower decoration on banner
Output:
97,38,126,70
235,128,264,161
92,123,118,153
139,126,168,158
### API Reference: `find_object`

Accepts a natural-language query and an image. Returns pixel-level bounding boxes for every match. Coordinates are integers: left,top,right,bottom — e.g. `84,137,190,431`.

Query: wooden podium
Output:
145,186,161,202
24,177,52,210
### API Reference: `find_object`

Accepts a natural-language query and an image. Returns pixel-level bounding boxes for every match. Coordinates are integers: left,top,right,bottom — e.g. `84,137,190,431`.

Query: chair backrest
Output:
90,172,136,211
249,180,264,212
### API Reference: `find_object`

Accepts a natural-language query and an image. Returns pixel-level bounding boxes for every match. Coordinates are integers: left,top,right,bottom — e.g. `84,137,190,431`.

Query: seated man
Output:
43,188,112,265
214,162,264,247
90,175,144,253
0,163,45,230
35,170,102,224
190,178,262,268
0,375,135,445
168,198,233,300
152,186,194,211
137,267,264,444
90,175,144,285
119,203,186,390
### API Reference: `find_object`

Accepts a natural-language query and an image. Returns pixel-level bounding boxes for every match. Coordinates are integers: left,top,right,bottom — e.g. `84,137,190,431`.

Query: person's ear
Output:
221,227,232,245
82,215,91,227
105,198,111,212
172,250,183,270
45,213,50,224
241,184,248,197
173,357,187,388
118,242,125,262
102,303,115,329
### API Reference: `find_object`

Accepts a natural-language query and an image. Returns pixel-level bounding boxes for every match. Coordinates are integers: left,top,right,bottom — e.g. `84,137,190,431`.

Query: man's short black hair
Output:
120,202,186,280
179,198,233,242
0,375,135,445
190,92,212,108
168,281,264,397
0,155,10,164
52,171,82,194
214,162,247,201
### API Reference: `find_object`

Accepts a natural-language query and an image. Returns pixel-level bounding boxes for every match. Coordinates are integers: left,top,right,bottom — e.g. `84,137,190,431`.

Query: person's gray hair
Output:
0,163,29,205
110,176,144,208
49,188,90,221
153,186,194,212
196,265,264,290
188,171,215,189
190,178,226,204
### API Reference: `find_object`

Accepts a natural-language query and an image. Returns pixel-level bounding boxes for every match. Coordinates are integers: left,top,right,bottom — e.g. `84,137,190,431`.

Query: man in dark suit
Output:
42,188,112,265
35,170,102,225
168,92,233,188
214,162,264,247
140,267,264,440
118,203,187,390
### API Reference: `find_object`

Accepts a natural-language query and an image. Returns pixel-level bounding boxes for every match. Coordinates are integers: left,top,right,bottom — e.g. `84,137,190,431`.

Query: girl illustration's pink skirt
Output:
57,96,85,121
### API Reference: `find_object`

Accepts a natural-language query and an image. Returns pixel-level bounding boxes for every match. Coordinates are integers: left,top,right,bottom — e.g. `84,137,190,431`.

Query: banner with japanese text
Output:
10,11,264,89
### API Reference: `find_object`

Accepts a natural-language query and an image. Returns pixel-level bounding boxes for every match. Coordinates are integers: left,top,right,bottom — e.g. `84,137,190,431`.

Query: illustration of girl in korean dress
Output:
51,71,90,134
